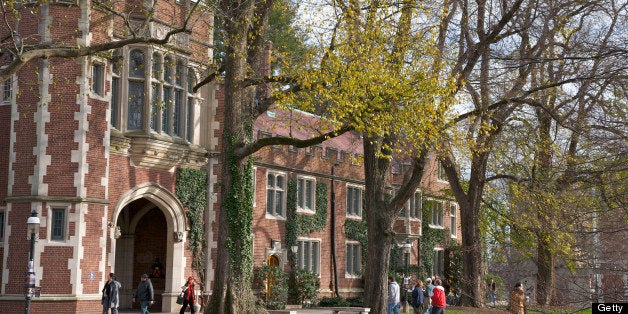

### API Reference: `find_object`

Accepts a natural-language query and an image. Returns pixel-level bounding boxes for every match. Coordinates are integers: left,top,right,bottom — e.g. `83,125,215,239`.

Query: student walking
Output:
179,276,196,314
132,274,154,314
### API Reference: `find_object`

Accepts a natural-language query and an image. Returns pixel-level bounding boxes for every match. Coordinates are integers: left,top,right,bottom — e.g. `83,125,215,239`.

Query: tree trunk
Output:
533,108,556,306
207,1,258,312
442,145,490,307
536,238,556,305
362,137,395,313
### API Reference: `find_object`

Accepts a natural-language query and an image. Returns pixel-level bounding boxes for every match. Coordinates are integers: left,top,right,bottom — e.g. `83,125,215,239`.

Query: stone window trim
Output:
0,57,14,104
46,204,70,245
265,170,287,220
345,240,362,278
108,45,203,143
433,248,445,277
90,58,107,99
425,198,445,229
408,190,422,221
450,202,458,238
395,189,422,221
296,175,316,214
346,184,364,220
295,237,321,275
437,161,448,182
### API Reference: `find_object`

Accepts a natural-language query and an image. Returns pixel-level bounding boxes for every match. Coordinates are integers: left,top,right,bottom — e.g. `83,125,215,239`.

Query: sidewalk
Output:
118,309,358,314
118,308,376,314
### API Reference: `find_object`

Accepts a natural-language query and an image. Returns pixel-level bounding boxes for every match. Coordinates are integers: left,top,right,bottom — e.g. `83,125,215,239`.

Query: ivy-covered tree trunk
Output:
206,1,261,312
362,138,396,313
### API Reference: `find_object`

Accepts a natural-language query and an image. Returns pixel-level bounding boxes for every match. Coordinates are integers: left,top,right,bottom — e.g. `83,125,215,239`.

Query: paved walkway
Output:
118,310,361,314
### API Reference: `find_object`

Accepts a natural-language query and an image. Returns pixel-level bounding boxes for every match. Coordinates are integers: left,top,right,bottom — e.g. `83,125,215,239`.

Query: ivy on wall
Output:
285,180,328,260
420,199,445,279
175,168,208,281
344,217,367,266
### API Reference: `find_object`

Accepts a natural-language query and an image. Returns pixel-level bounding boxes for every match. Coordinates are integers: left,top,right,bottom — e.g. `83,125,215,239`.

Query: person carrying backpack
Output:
423,278,434,314
411,280,425,314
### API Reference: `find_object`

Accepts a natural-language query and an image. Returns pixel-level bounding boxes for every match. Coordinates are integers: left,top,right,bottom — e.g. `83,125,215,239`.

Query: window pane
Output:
51,209,65,241
111,77,119,128
305,180,313,209
304,242,310,271
267,174,275,187
129,50,145,78
152,52,161,80
186,97,193,142
164,56,173,83
276,175,284,189
297,179,304,208
92,64,103,95
297,242,303,268
347,188,353,215
266,190,274,214
346,244,351,274
162,87,172,134
174,90,182,136
175,59,184,86
187,68,196,93
275,190,283,215
150,83,160,131
127,81,144,130
312,242,319,273
353,245,360,274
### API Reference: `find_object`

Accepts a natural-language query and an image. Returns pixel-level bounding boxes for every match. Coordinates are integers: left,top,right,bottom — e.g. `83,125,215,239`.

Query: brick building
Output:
0,1,460,313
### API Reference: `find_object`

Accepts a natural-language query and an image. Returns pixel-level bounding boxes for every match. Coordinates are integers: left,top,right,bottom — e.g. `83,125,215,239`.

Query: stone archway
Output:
266,255,281,300
110,183,187,313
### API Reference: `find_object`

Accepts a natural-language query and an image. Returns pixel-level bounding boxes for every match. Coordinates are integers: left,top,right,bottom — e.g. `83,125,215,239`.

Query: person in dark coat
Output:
102,273,121,314
411,280,425,314
133,274,154,314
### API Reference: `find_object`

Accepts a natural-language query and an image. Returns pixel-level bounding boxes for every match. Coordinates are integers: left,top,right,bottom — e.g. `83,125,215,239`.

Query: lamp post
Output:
25,209,40,314
291,245,299,268
403,241,412,313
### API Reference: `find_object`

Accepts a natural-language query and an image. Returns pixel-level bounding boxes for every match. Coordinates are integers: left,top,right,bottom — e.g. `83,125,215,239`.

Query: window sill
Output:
265,213,287,221
346,215,362,220
296,208,316,215
428,225,445,229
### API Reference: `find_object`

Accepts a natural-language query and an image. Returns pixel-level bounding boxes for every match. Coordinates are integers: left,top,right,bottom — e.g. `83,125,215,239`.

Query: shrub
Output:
252,265,288,310
288,268,320,305
318,296,349,307
346,295,364,307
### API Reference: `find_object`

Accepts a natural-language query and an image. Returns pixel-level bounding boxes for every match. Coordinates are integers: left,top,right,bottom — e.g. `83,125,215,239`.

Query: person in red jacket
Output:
430,279,446,314
179,276,196,314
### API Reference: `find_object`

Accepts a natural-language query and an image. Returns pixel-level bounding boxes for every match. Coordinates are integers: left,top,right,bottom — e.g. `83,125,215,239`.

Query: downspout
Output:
330,164,340,297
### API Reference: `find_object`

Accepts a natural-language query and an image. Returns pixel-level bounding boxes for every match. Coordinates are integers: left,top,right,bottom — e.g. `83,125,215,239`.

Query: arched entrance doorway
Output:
110,183,188,313
266,255,280,299
116,200,167,310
